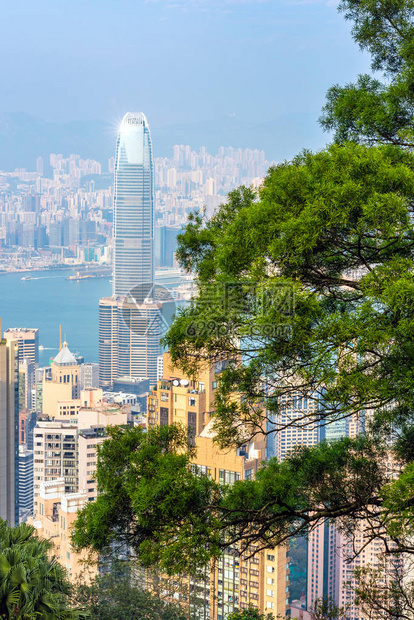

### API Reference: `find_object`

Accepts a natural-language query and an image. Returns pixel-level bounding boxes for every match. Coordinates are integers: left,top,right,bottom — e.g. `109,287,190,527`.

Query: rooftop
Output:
53,341,77,366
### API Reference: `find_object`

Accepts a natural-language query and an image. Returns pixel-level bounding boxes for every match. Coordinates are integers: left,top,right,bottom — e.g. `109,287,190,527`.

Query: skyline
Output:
1,0,373,165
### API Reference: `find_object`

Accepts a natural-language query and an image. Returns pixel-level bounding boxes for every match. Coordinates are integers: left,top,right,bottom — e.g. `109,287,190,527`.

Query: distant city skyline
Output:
1,0,372,167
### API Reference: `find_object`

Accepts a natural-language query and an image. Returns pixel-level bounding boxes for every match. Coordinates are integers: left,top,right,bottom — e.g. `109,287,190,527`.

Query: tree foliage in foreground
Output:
72,562,186,620
225,609,275,620
0,519,84,620
321,0,414,148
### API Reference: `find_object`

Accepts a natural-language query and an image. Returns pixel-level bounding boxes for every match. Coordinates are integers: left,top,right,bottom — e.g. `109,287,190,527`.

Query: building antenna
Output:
59,325,62,350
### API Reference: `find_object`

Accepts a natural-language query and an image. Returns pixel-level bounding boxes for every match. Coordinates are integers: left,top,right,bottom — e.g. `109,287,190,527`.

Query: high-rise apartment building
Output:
273,393,322,463
79,363,99,390
3,328,39,367
0,319,19,525
18,359,35,412
99,112,163,388
31,479,96,583
147,353,288,619
18,444,33,522
30,402,131,581
33,422,78,511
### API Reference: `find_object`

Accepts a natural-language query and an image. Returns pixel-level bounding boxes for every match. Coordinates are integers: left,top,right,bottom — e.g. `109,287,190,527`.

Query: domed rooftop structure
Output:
53,341,77,366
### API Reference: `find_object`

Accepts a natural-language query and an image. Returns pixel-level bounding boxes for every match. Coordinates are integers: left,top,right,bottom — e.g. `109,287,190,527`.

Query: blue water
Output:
0,269,111,366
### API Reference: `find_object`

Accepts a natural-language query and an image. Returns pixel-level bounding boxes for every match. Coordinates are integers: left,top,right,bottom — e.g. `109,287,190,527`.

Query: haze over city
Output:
0,0,371,167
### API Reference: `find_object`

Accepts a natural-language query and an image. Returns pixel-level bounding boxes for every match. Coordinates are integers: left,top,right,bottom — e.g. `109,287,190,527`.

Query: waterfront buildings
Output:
0,144,268,274
0,318,19,524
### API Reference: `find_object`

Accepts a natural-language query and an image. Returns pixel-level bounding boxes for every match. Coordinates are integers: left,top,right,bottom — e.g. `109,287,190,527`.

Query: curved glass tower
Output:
99,111,162,388
113,112,154,298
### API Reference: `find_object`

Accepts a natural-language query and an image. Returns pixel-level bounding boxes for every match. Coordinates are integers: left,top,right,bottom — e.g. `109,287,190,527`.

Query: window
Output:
160,407,169,427
267,554,275,562
160,392,168,402
212,381,218,389
245,468,253,480
219,470,241,485
189,397,196,407
266,602,274,609
266,589,274,597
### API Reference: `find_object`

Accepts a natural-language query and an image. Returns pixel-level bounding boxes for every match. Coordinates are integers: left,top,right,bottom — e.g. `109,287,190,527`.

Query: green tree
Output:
72,562,187,620
71,424,221,575
321,0,414,148
0,519,84,619
310,597,348,620
225,609,274,620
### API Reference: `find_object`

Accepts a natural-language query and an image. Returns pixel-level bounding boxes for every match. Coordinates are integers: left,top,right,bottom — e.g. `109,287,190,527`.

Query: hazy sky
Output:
2,0,371,131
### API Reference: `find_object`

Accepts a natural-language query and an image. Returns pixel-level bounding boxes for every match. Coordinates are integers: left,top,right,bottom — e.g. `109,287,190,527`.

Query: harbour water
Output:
0,269,111,366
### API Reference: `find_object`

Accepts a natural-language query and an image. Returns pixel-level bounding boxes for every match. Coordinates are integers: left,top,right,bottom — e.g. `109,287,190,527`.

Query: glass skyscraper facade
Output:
113,112,154,298
99,112,162,388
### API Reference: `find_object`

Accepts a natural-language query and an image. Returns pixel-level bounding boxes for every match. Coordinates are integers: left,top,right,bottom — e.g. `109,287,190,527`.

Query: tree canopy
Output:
321,0,414,147
72,562,187,620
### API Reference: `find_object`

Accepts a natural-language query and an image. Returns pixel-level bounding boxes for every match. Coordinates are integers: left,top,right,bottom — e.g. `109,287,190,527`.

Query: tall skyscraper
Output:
4,328,39,367
113,112,154,298
0,318,19,525
99,112,163,388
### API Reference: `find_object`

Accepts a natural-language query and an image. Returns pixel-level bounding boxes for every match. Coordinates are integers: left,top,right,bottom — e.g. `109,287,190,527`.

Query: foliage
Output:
71,424,222,575
0,519,84,620
310,597,348,620
225,609,274,620
353,562,414,619
72,423,395,572
72,562,186,620
321,0,414,148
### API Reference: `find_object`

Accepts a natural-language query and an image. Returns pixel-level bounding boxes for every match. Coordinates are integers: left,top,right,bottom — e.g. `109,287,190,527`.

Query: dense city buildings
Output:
0,318,19,525
0,143,268,274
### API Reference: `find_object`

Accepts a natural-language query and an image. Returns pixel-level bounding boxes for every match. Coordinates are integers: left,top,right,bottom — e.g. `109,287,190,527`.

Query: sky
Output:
1,0,372,158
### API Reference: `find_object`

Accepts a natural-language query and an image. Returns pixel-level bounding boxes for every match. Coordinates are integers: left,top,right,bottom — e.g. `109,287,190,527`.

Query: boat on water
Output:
21,276,32,281
66,271,90,281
